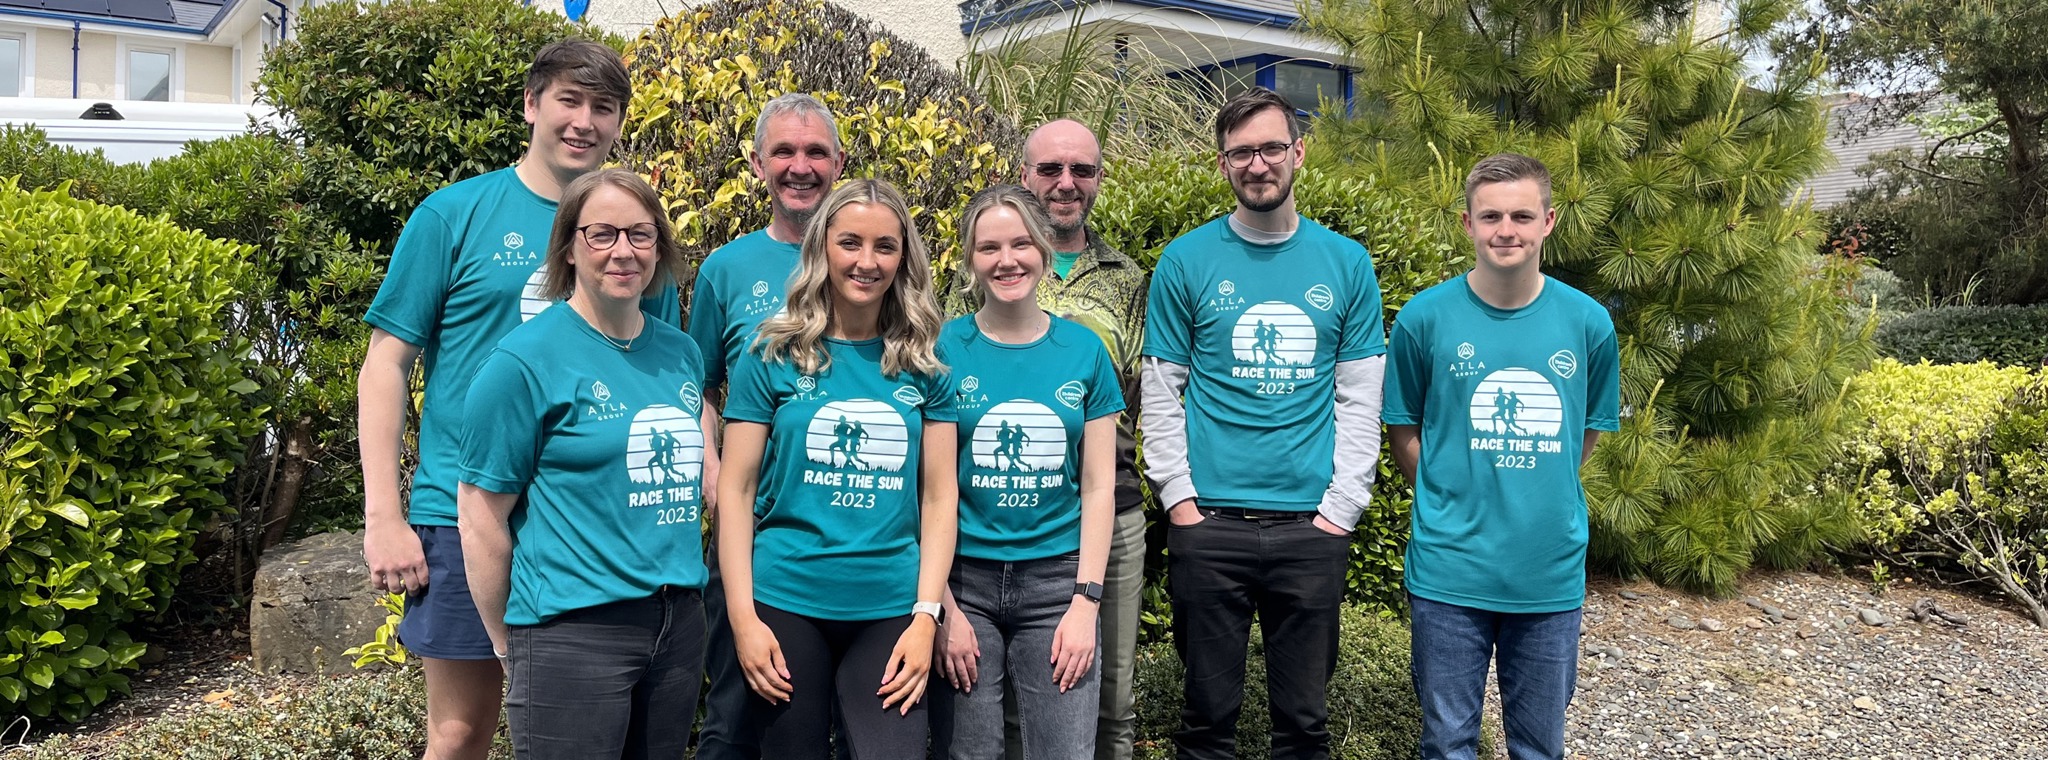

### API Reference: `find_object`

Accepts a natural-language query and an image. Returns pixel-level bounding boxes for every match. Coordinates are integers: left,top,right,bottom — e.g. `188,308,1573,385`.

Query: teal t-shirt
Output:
687,229,801,389
1384,274,1621,614
458,302,708,627
1140,217,1387,511
365,168,682,527
941,315,1125,561
1052,250,1082,280
722,339,957,620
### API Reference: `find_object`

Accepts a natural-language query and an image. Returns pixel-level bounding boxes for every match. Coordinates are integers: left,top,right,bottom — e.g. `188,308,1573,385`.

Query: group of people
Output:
358,38,1619,760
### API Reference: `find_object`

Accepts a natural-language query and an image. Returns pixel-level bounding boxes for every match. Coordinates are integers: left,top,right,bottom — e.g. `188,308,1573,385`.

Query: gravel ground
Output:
1534,571,2048,759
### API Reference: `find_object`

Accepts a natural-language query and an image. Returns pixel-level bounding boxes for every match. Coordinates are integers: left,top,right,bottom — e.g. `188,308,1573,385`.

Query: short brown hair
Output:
539,168,682,300
1213,87,1300,150
1464,153,1552,208
526,39,631,108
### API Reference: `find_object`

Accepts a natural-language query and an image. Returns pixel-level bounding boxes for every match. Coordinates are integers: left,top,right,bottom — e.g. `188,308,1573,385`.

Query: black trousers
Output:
1167,510,1350,760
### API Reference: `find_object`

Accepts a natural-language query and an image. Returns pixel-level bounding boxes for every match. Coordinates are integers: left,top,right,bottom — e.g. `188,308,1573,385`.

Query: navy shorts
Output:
395,524,497,660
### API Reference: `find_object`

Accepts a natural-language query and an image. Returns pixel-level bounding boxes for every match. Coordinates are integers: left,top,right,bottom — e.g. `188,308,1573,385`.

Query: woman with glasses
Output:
717,179,958,759
932,186,1122,759
457,168,716,758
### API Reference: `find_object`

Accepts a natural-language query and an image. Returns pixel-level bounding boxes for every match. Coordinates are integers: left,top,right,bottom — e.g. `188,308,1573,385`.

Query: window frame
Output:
120,43,180,103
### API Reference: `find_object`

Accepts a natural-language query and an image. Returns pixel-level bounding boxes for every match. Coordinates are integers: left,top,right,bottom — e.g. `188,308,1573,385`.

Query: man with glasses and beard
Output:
1139,88,1388,760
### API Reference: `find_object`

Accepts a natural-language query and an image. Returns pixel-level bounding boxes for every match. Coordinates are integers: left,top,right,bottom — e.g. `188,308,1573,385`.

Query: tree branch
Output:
1924,116,2005,165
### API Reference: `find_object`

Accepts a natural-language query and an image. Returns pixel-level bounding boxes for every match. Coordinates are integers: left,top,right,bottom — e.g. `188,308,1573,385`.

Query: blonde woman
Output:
931,186,1120,759
457,168,713,757
716,179,958,758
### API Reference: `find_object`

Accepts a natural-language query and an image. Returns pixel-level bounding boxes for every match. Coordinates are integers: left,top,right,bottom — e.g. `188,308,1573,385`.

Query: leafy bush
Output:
1873,305,2048,367
0,126,143,207
1132,605,1456,760
1826,359,2048,626
616,0,1020,279
14,667,511,759
0,181,265,720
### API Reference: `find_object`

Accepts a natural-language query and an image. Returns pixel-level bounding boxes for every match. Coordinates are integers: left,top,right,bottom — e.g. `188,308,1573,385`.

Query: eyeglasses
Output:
1221,141,1296,169
577,222,659,250
1032,162,1101,179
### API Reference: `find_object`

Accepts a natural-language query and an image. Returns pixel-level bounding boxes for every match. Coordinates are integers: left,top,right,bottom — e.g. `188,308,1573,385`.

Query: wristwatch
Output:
1073,582,1104,603
912,600,944,622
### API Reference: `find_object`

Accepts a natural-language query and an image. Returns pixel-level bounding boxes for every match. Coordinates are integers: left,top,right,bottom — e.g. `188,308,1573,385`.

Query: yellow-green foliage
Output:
0,180,266,720
1830,359,2048,625
617,0,1018,278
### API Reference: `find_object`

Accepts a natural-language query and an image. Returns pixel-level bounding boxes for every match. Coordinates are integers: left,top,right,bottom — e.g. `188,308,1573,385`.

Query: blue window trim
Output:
1184,54,1355,116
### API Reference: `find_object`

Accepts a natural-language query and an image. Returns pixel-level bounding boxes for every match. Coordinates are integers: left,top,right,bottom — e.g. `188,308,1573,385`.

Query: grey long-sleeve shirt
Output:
1140,355,1386,530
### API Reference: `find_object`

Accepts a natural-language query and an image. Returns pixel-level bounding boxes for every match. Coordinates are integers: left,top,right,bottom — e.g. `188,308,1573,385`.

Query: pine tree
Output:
1300,0,1874,593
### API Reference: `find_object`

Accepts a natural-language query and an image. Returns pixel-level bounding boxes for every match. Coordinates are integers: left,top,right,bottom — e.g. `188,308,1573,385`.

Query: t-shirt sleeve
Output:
721,351,777,424
1140,254,1192,365
641,281,683,331
921,368,958,423
687,273,730,388
1382,316,1428,426
365,204,457,347
1085,341,1126,421
459,350,546,495
1586,318,1621,432
1337,249,1388,361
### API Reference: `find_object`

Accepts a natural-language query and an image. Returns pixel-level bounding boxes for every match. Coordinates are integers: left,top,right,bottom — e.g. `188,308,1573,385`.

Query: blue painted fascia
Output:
964,0,1298,37
0,7,209,36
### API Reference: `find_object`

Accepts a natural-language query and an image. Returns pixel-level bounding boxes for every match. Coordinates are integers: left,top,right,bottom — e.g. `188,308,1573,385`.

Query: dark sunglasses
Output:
1032,162,1101,179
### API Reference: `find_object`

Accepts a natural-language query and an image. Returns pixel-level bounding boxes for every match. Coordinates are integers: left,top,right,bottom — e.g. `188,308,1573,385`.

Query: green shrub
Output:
14,667,512,759
1132,605,1448,760
1873,305,2048,366
0,126,144,207
0,181,265,720
616,0,1020,280
1826,359,2048,626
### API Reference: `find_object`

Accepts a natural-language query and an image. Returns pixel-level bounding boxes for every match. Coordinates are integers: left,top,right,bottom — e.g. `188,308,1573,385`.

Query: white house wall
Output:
186,43,231,103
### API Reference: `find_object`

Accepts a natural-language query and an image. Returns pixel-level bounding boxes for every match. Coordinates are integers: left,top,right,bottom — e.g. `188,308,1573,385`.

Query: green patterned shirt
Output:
945,229,1150,510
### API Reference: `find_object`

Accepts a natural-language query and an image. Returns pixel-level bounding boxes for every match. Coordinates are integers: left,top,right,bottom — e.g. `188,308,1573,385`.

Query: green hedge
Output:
1873,305,2048,366
0,181,265,720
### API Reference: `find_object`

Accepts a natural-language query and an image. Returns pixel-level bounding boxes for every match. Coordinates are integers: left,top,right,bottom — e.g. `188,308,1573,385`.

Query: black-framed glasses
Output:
1221,141,1296,169
1032,162,1101,179
577,222,659,250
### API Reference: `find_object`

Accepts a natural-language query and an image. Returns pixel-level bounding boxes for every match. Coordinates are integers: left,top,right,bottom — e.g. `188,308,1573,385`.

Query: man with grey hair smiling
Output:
688,92,847,760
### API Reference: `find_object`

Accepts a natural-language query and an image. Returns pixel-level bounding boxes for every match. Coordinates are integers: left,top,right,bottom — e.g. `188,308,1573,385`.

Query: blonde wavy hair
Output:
956,184,1058,296
752,179,946,378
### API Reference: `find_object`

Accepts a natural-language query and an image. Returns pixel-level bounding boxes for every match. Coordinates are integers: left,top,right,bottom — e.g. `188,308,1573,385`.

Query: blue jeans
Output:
934,554,1099,760
1409,594,1582,760
505,587,706,759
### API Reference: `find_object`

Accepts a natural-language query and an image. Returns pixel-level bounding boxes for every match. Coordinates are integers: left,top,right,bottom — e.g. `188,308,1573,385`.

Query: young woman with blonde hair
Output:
931,185,1121,759
716,178,958,758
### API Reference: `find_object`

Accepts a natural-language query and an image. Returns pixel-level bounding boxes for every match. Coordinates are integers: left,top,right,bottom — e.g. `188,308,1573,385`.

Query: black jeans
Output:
742,604,928,760
505,587,706,759
697,534,756,760
1167,510,1350,760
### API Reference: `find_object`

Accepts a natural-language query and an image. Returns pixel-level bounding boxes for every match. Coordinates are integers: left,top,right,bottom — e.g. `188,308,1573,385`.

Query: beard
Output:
1232,174,1295,214
778,198,820,237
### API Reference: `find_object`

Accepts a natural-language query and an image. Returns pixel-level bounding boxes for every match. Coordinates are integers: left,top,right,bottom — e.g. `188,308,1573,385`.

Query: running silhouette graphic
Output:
1490,389,1529,436
1252,320,1284,366
994,421,1032,471
830,416,872,469
647,429,676,483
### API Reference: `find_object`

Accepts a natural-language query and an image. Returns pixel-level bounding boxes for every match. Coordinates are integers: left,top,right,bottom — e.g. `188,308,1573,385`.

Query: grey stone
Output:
250,530,386,676
1858,608,1890,627
1668,615,1698,631
1620,590,1643,601
1700,617,1727,632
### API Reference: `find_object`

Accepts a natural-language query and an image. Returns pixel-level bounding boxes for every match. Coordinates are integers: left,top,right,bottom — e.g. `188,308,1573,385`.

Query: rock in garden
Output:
1700,617,1727,632
250,530,387,675
1858,608,1890,627
1620,590,1642,601
1668,615,1698,631
1852,696,1881,712
1745,618,1768,629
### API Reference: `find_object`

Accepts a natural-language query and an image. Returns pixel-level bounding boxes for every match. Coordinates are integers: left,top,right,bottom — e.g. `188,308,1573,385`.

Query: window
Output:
129,49,172,102
0,36,20,98
1274,63,1344,114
